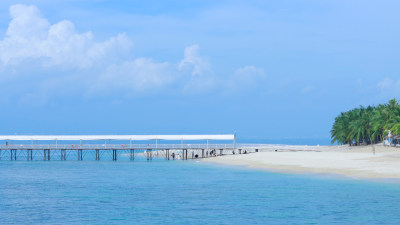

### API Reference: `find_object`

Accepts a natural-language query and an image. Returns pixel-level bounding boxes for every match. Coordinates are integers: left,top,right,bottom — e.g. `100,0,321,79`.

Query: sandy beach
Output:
203,144,400,180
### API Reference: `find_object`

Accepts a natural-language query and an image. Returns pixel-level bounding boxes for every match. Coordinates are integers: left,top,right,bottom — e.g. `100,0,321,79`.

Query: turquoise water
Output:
1,159,400,224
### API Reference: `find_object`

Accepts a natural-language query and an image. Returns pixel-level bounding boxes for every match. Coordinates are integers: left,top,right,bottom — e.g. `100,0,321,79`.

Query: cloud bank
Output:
0,4,268,102
0,4,131,68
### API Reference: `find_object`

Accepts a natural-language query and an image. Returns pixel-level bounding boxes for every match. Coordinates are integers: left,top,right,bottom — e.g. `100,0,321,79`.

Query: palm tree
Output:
331,99,400,145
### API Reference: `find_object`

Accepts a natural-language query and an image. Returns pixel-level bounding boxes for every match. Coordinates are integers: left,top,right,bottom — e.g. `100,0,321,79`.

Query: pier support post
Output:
96,149,100,161
112,149,117,161
183,149,187,160
239,149,242,154
202,149,204,158
130,149,134,161
61,149,66,160
27,149,33,161
43,149,46,161
166,149,169,160
78,149,83,161
220,149,223,156
146,149,152,160
47,150,50,160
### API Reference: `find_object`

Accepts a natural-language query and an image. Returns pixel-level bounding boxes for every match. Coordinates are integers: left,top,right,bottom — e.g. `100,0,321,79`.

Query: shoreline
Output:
201,144,400,181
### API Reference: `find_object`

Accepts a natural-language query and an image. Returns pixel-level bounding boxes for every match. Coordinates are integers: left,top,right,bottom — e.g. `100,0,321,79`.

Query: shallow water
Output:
1,159,400,224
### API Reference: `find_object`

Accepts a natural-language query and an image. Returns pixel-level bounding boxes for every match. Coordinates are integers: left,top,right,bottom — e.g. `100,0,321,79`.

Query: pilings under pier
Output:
61,149,66,160
146,149,152,161
10,149,16,160
43,149,50,160
78,150,83,161
112,149,117,161
27,149,33,160
0,146,243,161
95,149,100,161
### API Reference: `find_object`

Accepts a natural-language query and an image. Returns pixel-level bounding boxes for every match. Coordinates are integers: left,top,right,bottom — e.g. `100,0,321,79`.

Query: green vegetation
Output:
331,99,400,145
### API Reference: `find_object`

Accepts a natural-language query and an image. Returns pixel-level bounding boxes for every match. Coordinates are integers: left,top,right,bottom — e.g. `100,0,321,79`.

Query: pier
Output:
0,135,328,161
0,143,265,161
0,134,240,161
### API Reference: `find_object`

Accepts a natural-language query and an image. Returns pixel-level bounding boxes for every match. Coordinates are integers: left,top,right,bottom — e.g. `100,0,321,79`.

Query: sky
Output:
0,0,399,144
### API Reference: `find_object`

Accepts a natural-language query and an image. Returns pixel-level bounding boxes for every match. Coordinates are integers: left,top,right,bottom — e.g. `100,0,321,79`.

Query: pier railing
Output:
0,143,339,161
0,144,238,150
0,143,337,151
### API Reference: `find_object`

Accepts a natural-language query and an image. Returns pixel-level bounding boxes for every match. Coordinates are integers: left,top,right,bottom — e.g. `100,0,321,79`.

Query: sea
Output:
1,156,400,224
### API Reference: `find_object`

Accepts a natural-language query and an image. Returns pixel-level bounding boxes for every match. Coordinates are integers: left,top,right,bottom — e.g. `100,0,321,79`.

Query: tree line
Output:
331,99,400,145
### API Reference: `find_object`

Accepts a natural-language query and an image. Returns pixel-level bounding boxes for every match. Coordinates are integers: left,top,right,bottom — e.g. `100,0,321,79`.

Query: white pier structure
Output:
0,134,243,161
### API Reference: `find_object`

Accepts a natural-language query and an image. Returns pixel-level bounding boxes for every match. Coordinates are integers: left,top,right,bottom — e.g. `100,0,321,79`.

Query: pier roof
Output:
0,135,234,141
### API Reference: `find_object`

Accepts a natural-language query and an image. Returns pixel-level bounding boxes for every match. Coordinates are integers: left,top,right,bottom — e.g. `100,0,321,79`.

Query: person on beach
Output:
206,151,208,157
172,152,175,160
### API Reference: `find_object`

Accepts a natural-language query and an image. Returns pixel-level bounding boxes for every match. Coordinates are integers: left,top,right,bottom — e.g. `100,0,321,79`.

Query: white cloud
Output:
377,78,400,96
0,4,267,101
179,45,215,93
90,58,175,96
90,44,215,96
178,45,210,76
0,4,132,68
226,65,266,92
378,78,394,89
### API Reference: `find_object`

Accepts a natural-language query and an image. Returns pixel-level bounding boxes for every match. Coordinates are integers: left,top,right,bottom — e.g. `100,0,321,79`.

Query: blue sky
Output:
0,1,399,144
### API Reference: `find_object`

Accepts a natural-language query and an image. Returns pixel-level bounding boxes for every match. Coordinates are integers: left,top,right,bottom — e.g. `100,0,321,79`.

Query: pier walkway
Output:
0,135,327,161
0,134,237,161
0,144,243,161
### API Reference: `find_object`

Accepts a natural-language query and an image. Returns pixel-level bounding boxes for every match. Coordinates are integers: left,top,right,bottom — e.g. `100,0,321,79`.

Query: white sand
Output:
203,144,400,180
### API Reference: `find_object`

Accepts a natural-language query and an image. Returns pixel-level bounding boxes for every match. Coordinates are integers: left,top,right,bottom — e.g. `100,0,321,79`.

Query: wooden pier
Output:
0,135,326,161
0,144,247,161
